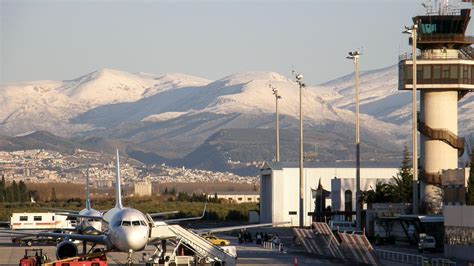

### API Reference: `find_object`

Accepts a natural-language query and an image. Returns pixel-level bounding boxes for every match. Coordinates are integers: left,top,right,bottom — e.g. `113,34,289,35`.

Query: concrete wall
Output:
444,205,474,262
444,205,474,227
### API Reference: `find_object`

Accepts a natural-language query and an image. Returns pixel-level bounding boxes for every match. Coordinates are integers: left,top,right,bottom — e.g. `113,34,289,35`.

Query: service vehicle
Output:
12,235,58,246
418,235,436,252
11,212,76,230
203,235,230,246
19,249,50,266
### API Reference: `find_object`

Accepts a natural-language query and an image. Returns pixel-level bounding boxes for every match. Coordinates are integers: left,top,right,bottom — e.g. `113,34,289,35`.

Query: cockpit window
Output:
114,220,122,227
122,221,131,226
140,221,147,226
132,221,140,226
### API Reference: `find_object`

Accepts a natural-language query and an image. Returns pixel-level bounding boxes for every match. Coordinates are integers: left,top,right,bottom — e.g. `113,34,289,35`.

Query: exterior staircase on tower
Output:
418,121,465,156
459,45,474,59
168,224,236,266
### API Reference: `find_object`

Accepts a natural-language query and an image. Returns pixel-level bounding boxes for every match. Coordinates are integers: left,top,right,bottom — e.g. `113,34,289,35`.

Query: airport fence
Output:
375,249,457,266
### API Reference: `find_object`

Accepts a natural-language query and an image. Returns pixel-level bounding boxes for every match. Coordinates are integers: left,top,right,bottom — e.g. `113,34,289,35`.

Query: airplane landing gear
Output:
126,249,134,265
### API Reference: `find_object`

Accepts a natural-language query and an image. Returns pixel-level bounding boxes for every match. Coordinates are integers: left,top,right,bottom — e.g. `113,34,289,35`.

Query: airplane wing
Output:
149,211,179,218
57,213,106,222
43,208,80,214
0,229,108,244
159,203,207,224
194,221,290,235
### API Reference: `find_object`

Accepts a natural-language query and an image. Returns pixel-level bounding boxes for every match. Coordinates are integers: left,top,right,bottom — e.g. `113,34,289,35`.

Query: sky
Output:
1,0,472,85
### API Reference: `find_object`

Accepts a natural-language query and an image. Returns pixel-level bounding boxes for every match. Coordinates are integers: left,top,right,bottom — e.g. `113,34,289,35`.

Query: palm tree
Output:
362,181,393,208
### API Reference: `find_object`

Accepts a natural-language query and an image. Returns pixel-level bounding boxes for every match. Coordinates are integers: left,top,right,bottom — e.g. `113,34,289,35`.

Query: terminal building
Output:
259,162,398,227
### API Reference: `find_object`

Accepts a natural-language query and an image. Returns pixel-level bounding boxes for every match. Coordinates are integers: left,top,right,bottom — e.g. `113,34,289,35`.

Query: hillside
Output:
1,66,472,172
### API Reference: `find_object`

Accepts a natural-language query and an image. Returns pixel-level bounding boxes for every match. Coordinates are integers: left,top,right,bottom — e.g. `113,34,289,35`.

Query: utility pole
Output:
403,23,419,214
346,50,362,230
270,84,282,162
293,70,305,228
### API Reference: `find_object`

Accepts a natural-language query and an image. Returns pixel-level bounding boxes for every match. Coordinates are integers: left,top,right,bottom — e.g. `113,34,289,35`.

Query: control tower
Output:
399,1,474,213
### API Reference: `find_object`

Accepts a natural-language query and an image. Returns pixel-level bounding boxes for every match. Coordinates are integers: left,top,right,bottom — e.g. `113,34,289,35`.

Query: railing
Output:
416,34,474,44
375,249,457,266
432,258,457,266
262,241,283,251
376,249,427,265
399,44,474,60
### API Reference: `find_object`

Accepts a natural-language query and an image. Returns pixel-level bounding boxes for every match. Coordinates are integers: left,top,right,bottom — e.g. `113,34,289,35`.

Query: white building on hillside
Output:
134,178,152,197
208,191,260,203
260,162,398,227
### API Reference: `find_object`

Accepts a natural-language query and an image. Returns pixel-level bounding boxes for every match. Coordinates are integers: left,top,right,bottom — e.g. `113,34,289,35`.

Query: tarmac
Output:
0,235,347,265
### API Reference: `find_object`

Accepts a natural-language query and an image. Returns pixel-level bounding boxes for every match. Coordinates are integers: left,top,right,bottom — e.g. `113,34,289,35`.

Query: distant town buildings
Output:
209,191,260,203
134,178,152,197
0,149,258,186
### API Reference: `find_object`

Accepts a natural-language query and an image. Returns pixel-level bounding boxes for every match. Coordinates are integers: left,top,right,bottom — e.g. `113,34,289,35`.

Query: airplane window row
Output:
114,220,147,227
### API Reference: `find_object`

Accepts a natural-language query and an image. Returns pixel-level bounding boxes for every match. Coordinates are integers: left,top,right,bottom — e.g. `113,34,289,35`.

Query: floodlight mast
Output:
292,70,305,228
402,23,419,215
270,84,282,163
346,50,362,230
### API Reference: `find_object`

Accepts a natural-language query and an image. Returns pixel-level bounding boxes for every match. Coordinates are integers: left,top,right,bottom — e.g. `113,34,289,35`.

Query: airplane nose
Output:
125,230,147,251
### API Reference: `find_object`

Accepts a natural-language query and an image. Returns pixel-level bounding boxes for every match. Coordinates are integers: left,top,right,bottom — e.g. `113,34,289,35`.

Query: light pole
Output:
270,84,282,163
292,70,305,228
403,23,419,215
346,50,362,230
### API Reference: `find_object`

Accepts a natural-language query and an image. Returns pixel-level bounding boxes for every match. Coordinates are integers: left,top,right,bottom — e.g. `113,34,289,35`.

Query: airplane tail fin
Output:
115,149,123,209
86,169,91,210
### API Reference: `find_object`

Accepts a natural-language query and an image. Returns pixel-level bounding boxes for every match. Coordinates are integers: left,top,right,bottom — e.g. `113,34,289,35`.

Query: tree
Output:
18,181,28,202
4,187,13,202
51,187,57,202
362,181,393,207
467,149,474,205
390,146,413,203
11,181,19,202
0,176,4,202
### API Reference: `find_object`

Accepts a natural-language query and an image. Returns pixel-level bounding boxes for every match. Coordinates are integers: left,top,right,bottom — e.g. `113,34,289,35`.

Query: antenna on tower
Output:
422,0,434,15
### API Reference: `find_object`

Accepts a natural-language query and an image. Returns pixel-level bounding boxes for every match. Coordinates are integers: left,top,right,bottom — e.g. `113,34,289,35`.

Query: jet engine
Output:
56,241,78,260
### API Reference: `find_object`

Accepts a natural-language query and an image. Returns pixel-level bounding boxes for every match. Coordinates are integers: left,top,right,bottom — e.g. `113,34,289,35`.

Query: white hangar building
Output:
259,162,399,227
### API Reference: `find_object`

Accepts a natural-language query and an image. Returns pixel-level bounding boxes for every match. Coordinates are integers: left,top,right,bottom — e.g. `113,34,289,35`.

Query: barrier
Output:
338,232,381,265
376,249,427,265
431,258,457,266
375,249,456,266
262,241,283,251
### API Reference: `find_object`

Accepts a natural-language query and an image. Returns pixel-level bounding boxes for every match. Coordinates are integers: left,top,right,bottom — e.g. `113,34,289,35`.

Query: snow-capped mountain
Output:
0,66,472,169
320,65,474,136
0,70,211,136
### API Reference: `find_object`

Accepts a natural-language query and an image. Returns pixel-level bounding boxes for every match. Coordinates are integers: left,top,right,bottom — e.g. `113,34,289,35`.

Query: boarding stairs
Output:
168,225,236,266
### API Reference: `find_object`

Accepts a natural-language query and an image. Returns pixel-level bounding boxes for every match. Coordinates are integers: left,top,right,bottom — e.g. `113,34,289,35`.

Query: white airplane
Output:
1,150,283,263
47,170,102,234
